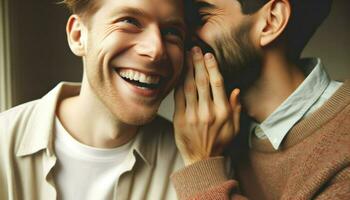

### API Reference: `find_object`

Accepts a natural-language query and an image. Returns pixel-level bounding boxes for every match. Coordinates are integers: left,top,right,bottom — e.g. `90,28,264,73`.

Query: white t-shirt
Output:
54,117,133,200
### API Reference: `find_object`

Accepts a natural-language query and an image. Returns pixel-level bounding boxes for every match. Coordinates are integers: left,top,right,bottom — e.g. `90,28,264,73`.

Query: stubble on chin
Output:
213,20,263,94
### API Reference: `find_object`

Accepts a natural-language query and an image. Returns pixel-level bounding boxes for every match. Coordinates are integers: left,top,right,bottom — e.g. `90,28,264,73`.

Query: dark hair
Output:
238,0,333,61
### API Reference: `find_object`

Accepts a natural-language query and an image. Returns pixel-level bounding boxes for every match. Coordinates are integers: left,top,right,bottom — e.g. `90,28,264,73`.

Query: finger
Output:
184,51,197,110
216,89,240,144
234,103,242,134
204,53,227,107
192,47,210,107
229,89,241,134
174,85,185,116
216,122,234,152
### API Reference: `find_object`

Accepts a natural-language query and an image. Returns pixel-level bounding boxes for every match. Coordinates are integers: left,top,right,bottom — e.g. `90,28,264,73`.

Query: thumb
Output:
229,88,241,133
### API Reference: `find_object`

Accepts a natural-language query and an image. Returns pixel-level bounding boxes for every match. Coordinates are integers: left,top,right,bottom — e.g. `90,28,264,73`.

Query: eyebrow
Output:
113,7,186,30
114,7,151,19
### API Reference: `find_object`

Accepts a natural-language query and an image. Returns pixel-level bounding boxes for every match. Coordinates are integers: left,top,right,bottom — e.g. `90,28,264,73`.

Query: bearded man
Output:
171,0,350,199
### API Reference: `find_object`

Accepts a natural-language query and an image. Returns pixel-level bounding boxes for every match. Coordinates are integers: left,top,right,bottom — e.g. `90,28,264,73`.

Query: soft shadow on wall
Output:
9,0,82,107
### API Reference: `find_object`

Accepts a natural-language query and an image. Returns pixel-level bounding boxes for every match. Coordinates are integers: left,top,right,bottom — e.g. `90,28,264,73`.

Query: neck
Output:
57,77,138,148
242,51,305,123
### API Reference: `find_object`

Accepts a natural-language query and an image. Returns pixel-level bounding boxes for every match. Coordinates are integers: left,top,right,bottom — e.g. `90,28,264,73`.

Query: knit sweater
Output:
171,80,350,200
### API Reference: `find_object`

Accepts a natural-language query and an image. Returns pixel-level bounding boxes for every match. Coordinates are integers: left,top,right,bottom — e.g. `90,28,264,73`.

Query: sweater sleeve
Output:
171,157,248,200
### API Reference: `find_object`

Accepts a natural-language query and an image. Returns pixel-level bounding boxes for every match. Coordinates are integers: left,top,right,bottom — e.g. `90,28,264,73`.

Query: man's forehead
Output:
100,0,183,12
144,0,184,24
160,0,183,6
136,0,183,16
194,0,236,7
151,0,185,29
97,0,184,22
153,0,184,15
193,0,219,9
194,0,215,4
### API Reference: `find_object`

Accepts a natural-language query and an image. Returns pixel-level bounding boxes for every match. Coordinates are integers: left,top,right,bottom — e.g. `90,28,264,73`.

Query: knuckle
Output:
217,109,231,121
196,75,209,88
192,55,203,63
206,61,217,70
211,77,224,88
199,112,215,125
186,113,198,125
184,82,196,93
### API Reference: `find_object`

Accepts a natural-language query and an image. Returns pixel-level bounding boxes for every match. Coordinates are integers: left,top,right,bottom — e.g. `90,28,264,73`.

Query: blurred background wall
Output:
4,0,350,120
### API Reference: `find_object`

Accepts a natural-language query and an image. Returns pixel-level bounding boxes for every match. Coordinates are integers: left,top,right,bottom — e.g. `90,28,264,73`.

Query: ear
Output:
66,15,86,56
257,0,291,47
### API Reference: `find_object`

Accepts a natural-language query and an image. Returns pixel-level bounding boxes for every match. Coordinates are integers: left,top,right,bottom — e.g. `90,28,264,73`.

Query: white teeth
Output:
118,69,160,84
140,73,147,83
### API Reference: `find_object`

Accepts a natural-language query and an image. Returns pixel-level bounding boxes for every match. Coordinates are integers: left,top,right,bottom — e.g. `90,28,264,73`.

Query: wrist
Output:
182,155,211,166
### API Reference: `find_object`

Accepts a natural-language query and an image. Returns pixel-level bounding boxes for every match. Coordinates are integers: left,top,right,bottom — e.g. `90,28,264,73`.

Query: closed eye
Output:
199,13,210,23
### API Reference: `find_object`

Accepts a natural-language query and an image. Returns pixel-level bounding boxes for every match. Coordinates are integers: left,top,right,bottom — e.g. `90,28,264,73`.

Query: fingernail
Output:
204,53,213,60
234,89,240,95
192,46,200,54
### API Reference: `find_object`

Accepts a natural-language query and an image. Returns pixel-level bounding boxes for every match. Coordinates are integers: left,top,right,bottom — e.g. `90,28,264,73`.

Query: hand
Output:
173,46,241,166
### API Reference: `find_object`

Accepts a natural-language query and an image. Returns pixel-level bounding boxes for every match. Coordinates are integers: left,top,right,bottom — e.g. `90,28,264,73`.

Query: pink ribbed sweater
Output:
172,80,350,200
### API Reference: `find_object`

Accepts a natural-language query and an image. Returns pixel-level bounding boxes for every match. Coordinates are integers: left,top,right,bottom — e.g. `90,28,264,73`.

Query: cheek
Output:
197,24,219,47
100,24,127,42
90,25,136,56
100,33,134,54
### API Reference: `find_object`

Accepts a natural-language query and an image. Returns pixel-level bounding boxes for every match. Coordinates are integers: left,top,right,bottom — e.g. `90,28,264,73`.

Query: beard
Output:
213,20,263,94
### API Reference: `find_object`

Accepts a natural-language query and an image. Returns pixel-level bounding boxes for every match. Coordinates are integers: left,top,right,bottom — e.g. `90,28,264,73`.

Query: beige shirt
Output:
0,82,184,200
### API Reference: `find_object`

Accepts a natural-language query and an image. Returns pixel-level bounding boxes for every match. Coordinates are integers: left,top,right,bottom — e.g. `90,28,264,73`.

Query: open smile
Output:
117,68,163,89
113,68,166,97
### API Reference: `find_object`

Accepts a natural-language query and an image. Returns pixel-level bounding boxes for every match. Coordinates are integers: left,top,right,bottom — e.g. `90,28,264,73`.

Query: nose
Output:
135,26,165,62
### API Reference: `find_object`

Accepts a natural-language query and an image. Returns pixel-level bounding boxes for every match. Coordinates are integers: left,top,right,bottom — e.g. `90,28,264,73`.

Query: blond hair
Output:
61,0,97,16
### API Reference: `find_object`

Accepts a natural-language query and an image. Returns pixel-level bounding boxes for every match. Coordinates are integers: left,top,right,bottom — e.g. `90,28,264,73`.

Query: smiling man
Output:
0,0,187,199
171,0,350,199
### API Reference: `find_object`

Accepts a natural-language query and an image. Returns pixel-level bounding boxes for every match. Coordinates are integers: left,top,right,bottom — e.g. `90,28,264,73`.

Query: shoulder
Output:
312,103,350,166
0,100,41,136
317,80,350,141
331,101,350,136
0,100,42,161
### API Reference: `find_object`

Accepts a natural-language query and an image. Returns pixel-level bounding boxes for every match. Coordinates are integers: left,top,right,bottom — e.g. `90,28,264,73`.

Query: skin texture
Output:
213,19,263,93
57,0,186,148
174,47,241,165
174,0,306,164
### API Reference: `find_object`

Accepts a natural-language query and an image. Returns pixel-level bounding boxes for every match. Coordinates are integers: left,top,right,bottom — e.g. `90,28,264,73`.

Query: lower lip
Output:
115,71,161,98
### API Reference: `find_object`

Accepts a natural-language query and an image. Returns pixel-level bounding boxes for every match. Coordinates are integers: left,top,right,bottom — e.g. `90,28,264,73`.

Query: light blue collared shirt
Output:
250,58,343,150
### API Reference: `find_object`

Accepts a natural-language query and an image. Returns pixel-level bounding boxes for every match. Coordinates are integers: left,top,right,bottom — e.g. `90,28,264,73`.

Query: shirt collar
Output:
16,82,81,157
252,58,330,150
128,119,160,167
16,82,158,167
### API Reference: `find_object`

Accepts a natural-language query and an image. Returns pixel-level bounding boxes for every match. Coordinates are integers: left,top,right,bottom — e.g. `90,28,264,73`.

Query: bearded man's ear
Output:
255,0,291,47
